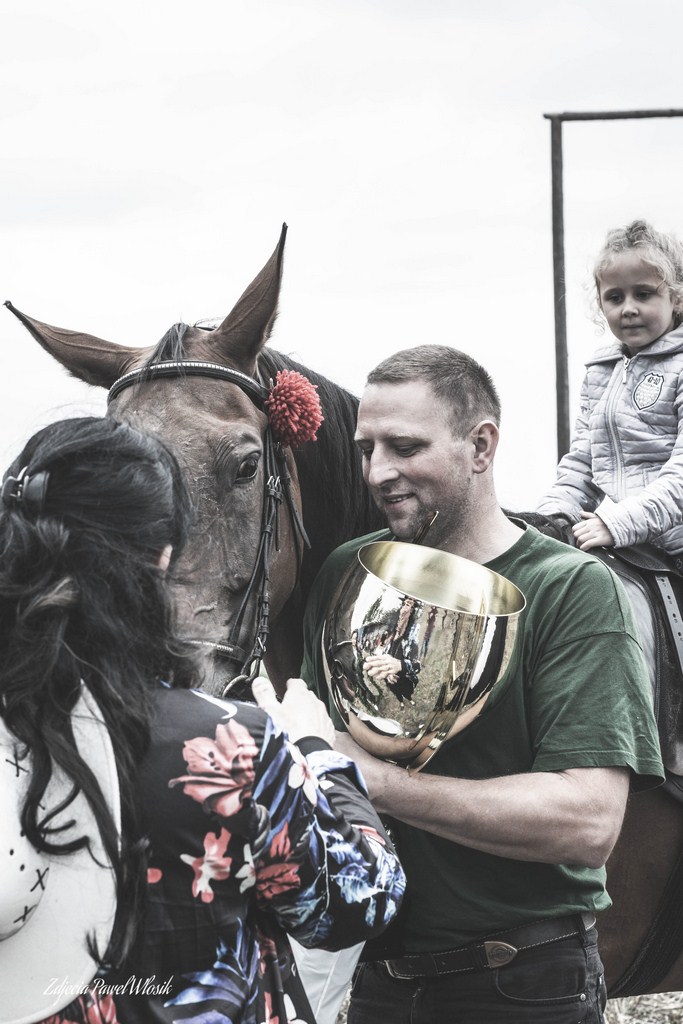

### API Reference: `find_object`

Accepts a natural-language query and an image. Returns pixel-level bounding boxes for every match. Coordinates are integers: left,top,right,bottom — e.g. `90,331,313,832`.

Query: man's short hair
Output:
366,345,501,436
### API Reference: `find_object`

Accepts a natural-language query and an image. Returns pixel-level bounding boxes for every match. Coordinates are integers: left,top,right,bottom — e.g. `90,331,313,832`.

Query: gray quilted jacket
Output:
537,326,683,554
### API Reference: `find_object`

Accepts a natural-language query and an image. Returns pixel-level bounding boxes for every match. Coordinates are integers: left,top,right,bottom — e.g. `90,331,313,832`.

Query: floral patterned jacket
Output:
43,686,405,1024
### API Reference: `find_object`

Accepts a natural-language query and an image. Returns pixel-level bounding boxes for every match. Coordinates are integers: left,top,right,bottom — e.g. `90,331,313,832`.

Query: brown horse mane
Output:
260,346,384,595
146,323,384,599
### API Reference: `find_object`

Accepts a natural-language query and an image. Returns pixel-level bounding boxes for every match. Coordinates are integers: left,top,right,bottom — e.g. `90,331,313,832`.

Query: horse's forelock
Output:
145,323,191,367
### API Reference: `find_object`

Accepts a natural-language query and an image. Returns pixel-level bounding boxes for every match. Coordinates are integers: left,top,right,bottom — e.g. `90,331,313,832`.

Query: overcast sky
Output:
2,0,683,510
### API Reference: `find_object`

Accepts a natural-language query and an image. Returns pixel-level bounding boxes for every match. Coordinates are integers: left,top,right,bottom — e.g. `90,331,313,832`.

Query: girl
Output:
0,417,404,1024
537,219,683,556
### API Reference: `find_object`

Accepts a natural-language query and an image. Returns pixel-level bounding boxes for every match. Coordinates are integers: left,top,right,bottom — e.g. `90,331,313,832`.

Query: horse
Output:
5,226,683,997
5,225,381,699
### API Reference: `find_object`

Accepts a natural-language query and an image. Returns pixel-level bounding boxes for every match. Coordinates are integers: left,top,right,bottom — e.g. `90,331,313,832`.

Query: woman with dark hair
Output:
0,417,405,1024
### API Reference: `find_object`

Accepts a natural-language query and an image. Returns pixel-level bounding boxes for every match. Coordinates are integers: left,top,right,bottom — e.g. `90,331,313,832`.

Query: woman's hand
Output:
572,512,615,551
252,677,335,746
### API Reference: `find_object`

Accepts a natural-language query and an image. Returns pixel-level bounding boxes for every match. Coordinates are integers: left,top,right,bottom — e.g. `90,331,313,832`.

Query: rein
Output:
107,360,310,698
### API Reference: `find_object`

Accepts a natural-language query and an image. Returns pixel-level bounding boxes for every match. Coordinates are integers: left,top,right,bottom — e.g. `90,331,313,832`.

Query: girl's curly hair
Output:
592,219,683,330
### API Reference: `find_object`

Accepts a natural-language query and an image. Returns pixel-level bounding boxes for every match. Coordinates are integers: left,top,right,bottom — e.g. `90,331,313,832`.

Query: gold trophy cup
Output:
322,541,526,771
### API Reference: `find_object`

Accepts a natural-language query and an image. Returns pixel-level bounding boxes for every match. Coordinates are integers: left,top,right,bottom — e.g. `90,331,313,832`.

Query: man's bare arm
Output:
336,732,629,869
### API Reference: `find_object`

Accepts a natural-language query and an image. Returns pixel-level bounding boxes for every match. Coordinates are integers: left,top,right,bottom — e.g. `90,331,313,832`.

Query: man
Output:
300,345,664,1024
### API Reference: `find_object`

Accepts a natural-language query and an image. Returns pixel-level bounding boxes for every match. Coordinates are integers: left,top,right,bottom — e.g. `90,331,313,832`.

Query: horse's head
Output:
6,225,307,697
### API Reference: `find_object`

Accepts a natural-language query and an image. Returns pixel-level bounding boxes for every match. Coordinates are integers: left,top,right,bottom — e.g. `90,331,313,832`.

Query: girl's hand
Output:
252,676,335,746
572,512,615,551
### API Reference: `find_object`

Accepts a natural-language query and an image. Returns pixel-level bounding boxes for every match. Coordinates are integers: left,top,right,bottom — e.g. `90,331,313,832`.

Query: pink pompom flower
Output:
265,370,324,448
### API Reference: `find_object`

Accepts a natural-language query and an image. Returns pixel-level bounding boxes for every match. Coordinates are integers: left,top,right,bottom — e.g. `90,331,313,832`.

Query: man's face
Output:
354,379,472,548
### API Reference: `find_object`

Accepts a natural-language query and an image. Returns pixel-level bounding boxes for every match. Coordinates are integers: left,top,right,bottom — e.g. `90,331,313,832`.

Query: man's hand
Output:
252,677,335,745
572,511,615,551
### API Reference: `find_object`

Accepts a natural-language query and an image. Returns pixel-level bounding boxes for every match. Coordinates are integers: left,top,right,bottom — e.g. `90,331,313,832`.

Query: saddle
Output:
525,514,683,801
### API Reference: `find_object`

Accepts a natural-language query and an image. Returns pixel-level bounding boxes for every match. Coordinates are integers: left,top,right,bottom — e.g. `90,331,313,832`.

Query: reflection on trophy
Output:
322,541,526,772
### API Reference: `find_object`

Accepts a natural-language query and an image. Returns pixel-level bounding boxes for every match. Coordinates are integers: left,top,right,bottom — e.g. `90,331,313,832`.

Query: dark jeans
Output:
348,927,607,1024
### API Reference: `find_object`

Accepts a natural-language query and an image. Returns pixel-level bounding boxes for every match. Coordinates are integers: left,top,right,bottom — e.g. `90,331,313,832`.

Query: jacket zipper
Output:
622,355,631,383
605,355,631,497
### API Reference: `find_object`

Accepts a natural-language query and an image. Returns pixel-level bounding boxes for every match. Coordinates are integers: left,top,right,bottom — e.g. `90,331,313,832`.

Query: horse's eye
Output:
236,456,259,481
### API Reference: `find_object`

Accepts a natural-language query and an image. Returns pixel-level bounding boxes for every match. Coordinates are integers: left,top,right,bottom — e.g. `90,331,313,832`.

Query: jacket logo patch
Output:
633,372,664,410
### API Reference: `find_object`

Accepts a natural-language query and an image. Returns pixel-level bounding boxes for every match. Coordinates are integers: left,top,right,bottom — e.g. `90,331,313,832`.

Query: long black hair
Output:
0,416,196,968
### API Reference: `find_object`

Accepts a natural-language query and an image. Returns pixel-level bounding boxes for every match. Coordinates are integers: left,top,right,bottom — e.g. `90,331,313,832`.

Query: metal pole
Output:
548,117,570,459
545,107,683,122
542,107,683,459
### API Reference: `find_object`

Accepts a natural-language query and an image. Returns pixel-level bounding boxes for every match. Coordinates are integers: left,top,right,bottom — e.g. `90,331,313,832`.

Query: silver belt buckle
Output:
483,940,518,968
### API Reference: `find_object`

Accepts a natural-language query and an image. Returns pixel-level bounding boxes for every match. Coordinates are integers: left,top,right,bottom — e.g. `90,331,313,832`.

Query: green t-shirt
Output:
300,523,664,952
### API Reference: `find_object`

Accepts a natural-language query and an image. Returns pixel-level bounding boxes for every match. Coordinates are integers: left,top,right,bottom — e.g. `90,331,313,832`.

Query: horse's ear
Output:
5,301,146,388
210,223,287,370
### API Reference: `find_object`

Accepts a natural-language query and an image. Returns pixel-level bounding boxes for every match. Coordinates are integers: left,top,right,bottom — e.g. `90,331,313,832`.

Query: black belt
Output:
384,911,597,978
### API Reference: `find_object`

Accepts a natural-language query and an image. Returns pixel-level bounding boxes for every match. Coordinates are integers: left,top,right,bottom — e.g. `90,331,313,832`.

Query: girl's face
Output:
598,252,677,352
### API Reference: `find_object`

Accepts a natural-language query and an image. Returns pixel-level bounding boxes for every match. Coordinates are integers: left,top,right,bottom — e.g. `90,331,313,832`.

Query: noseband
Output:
108,360,310,698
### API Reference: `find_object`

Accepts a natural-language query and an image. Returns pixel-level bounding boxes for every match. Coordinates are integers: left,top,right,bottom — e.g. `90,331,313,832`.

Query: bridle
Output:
108,359,310,698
